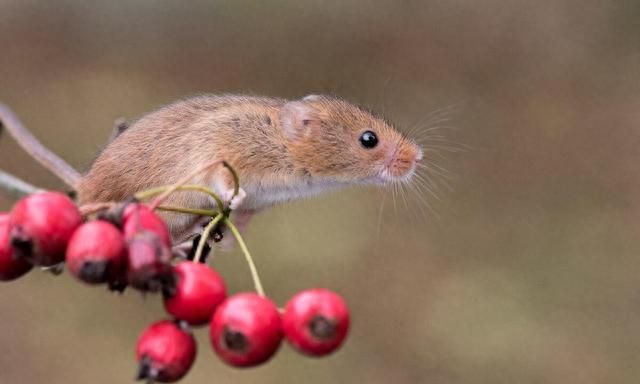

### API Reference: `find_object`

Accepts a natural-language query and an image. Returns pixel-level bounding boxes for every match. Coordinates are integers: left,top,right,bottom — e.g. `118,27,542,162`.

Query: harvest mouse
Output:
76,94,423,242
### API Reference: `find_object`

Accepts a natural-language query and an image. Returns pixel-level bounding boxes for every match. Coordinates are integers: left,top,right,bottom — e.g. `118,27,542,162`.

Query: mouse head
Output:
280,95,422,185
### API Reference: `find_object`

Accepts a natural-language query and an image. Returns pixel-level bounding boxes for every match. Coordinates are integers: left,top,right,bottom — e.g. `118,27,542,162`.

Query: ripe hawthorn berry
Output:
282,289,350,357
209,293,283,367
123,204,172,247
65,220,127,285
136,320,196,383
163,261,226,326
127,231,173,292
0,213,32,281
8,191,83,266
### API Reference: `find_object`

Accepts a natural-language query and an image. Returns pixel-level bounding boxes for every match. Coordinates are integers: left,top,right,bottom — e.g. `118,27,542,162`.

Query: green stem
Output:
193,214,223,263
135,185,224,213
156,205,219,217
224,218,265,297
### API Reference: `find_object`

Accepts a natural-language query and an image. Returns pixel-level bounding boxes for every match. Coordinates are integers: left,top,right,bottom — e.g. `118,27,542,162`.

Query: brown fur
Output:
78,94,421,241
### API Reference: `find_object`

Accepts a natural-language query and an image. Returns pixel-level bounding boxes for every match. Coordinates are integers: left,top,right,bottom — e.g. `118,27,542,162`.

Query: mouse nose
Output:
384,141,422,181
415,147,423,162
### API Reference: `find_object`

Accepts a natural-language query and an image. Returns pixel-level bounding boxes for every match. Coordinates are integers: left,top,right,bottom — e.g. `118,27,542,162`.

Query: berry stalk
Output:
135,185,225,214
193,214,223,264
224,218,265,297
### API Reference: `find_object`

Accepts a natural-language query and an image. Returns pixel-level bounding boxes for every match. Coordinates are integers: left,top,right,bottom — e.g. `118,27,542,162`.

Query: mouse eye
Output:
359,130,378,149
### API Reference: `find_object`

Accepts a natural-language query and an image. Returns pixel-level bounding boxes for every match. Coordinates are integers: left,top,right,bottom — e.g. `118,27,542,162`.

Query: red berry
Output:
163,261,226,326
123,204,171,247
136,320,196,383
0,213,32,281
282,289,350,357
209,293,283,367
127,231,173,292
8,191,82,266
65,220,126,285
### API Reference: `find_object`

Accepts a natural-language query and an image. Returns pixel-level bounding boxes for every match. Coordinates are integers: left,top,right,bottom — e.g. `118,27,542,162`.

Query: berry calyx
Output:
282,288,350,357
0,213,32,281
135,320,196,383
8,191,82,266
163,261,226,326
209,293,283,367
65,220,127,285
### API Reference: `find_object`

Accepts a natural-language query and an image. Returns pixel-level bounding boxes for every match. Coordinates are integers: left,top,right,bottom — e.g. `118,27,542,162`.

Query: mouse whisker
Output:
375,190,387,242
412,103,462,128
405,103,463,136
407,182,433,222
414,132,468,152
413,172,443,202
417,161,454,181
407,178,441,221
420,163,455,194
399,181,411,214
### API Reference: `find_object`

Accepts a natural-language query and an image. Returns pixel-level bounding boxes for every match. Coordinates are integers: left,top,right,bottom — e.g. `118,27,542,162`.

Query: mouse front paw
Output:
222,187,246,211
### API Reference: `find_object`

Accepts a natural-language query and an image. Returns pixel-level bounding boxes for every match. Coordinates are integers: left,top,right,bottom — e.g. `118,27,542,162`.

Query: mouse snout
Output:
382,140,421,181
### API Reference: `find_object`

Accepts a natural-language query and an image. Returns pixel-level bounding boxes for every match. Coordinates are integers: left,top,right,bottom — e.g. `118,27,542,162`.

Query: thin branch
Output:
0,169,44,199
0,102,81,189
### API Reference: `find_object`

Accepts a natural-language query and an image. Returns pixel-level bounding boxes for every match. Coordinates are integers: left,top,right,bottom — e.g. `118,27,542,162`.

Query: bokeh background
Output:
1,1,639,383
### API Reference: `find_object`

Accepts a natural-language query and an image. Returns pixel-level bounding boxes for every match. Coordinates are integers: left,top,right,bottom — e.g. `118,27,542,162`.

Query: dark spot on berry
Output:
136,355,158,382
309,316,336,340
10,226,33,259
223,328,249,352
79,260,110,283
161,270,178,299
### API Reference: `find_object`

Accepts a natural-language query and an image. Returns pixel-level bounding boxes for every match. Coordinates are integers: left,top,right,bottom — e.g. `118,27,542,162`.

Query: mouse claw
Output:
222,187,246,211
230,188,246,210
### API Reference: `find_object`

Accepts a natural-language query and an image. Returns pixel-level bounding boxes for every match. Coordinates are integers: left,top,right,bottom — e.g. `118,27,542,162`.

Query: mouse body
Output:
77,94,423,241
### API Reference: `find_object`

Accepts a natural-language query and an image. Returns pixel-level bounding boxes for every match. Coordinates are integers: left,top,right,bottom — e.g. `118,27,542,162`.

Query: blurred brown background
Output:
1,1,639,383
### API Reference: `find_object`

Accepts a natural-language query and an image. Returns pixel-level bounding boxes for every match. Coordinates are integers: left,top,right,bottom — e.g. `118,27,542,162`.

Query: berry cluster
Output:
0,190,350,383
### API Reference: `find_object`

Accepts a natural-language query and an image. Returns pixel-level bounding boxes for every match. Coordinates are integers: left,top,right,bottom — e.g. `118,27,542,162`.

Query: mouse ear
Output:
280,101,317,140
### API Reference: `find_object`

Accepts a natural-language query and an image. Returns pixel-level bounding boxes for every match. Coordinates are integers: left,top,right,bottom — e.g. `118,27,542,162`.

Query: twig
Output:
0,102,81,189
0,169,44,199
